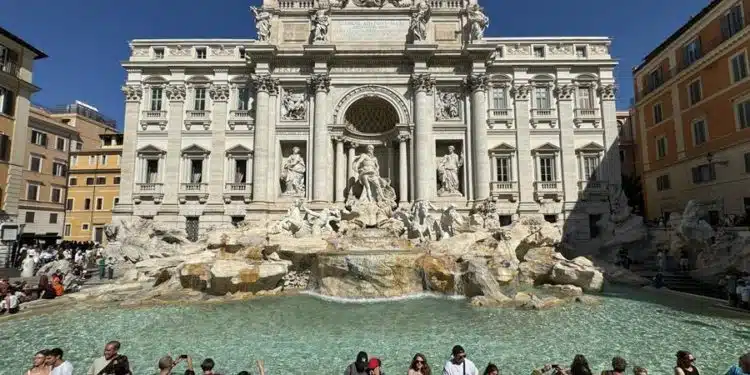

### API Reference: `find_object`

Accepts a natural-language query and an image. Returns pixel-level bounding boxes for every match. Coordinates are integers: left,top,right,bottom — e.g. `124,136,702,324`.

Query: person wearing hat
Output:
345,352,369,375
368,358,385,375
443,345,478,375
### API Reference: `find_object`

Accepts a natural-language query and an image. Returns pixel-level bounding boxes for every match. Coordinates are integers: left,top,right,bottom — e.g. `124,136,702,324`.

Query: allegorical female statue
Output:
280,146,306,196
437,145,464,196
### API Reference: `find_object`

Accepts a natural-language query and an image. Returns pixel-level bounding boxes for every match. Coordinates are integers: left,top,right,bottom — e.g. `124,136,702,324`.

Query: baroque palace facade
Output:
115,0,621,240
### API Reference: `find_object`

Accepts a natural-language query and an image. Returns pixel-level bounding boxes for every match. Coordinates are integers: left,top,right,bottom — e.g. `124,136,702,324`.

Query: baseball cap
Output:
368,358,380,370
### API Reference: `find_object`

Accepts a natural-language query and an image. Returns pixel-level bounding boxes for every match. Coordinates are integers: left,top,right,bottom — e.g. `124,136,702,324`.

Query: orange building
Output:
633,0,750,222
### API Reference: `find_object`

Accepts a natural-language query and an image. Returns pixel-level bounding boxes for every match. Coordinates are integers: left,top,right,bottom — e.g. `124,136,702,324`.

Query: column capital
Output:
510,84,530,101
332,135,344,142
397,134,411,142
165,84,187,102
252,74,280,94
209,84,231,102
122,85,143,102
409,73,435,93
553,84,575,101
464,73,489,93
309,73,331,93
597,83,617,101
348,141,360,149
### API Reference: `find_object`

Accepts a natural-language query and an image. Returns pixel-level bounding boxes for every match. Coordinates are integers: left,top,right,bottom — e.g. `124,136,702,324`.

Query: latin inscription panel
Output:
332,19,409,42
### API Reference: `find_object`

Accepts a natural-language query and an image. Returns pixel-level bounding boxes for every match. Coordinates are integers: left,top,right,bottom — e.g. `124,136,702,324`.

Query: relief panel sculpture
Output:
280,90,307,121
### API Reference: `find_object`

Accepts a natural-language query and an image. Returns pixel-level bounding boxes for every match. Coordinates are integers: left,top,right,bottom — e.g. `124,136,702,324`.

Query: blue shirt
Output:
726,365,750,375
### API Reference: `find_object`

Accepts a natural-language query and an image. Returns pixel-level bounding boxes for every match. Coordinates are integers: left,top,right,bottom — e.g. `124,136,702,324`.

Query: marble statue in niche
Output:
251,6,272,42
349,145,396,204
280,146,307,196
436,91,461,120
281,91,307,121
409,1,430,41
310,8,330,43
437,145,464,196
466,3,489,41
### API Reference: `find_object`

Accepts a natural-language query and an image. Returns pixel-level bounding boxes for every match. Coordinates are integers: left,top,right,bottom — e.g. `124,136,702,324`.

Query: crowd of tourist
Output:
722,274,750,310
18,342,750,375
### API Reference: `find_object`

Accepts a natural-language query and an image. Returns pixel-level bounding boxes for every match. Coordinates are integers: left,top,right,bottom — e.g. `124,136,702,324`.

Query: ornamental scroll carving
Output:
209,85,231,102
252,75,280,94
308,74,331,93
122,85,143,102
165,84,186,101
510,84,530,100
553,84,575,100
409,74,435,93
597,84,616,100
464,74,489,92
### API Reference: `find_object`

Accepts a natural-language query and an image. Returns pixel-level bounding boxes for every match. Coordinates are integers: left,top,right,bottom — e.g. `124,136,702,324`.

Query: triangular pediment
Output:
533,142,560,152
577,142,604,152
181,144,211,155
226,144,253,154
489,142,516,152
136,144,165,154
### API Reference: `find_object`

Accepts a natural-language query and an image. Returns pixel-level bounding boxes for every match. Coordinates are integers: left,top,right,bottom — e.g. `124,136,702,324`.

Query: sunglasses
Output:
416,360,425,364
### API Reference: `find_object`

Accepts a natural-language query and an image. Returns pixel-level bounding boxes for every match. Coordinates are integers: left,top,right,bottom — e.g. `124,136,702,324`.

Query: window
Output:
51,188,62,203
66,198,73,210
150,87,163,111
0,134,10,161
237,87,251,111
100,155,108,165
49,213,58,224
86,177,95,185
539,156,556,182
114,176,121,185
96,197,104,210
722,4,744,39
194,88,207,110
25,212,34,223
75,141,82,151
652,103,663,124
64,224,71,236
583,155,599,180
496,157,511,182
70,155,77,167
29,156,42,172
692,119,708,145
492,87,507,109
30,130,47,147
114,197,120,206
188,159,203,183
688,80,702,105
84,198,91,210
656,175,671,191
534,86,550,109
683,39,702,67
734,98,750,129
647,68,663,91
26,184,38,201
577,87,593,109
96,177,106,185
234,159,247,183
82,223,90,231
731,52,748,83
745,152,750,173
239,47,246,58
619,150,625,162
52,162,66,177
89,155,96,165
692,163,716,183
533,46,545,58
656,137,667,160
69,177,77,186
56,137,66,151
575,46,587,58
196,47,207,59
146,159,160,183
153,47,165,59
0,86,15,116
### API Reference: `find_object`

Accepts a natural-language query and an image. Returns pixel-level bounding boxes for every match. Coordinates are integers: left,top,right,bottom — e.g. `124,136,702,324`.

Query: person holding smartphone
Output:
158,355,195,375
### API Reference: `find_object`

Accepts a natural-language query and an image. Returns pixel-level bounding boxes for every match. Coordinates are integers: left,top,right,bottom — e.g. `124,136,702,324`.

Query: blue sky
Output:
1,0,708,129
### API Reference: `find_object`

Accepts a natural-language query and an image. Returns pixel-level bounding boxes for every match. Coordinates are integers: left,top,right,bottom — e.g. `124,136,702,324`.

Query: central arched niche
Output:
344,96,399,134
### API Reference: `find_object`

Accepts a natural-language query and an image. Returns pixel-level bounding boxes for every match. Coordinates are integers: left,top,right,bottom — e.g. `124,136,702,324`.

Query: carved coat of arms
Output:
352,0,387,7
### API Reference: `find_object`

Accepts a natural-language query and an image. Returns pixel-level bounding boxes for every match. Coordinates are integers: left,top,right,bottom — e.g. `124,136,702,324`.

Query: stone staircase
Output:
629,255,726,300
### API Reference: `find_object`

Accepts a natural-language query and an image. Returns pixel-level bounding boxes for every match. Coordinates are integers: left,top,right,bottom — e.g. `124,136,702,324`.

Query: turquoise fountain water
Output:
0,288,748,375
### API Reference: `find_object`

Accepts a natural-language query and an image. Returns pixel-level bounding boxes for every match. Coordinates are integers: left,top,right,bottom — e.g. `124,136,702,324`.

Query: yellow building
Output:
64,133,123,243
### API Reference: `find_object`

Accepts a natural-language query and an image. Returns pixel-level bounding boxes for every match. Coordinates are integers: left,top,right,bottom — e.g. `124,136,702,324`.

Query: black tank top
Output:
676,366,700,375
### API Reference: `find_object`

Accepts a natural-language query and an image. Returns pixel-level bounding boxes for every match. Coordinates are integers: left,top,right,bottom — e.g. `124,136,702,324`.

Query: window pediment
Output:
137,144,165,155
181,144,210,156
226,144,253,155
576,142,604,154
489,142,516,156
532,142,560,153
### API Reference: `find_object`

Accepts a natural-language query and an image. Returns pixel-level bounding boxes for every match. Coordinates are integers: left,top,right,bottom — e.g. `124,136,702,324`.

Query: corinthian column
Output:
410,73,435,201
163,84,186,205
309,73,332,202
116,85,143,209
465,73,490,200
398,134,409,203
334,136,346,203
208,84,230,203
251,74,278,203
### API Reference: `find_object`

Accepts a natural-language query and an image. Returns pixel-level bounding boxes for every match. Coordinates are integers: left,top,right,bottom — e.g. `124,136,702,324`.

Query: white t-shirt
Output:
443,359,479,375
51,361,74,375
742,286,750,302
0,294,18,309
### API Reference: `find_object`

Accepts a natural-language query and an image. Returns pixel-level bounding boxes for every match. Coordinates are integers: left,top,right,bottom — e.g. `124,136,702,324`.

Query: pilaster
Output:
251,74,279,203
209,82,230,204
398,134,409,204
310,73,331,202
598,83,621,186
116,84,143,210
164,80,186,205
511,82,536,213
334,136,346,203
554,82,578,211
465,73,490,200
410,73,436,201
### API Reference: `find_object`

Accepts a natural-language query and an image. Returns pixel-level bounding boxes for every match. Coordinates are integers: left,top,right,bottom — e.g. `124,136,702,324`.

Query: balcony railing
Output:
142,110,167,121
636,13,750,102
489,108,513,119
578,180,607,191
136,183,163,194
229,110,254,122
531,108,556,118
534,181,560,191
278,0,314,8
186,110,211,121
428,0,463,8
0,60,19,76
225,183,252,192
490,181,517,192
574,108,599,119
181,182,208,193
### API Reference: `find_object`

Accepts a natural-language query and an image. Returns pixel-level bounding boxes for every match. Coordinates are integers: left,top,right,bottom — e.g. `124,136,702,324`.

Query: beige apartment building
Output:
20,102,118,244
617,110,638,179
633,0,750,222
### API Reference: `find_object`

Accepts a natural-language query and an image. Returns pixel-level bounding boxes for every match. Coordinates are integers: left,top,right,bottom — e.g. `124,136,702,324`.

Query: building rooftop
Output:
0,26,48,59
33,102,117,128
